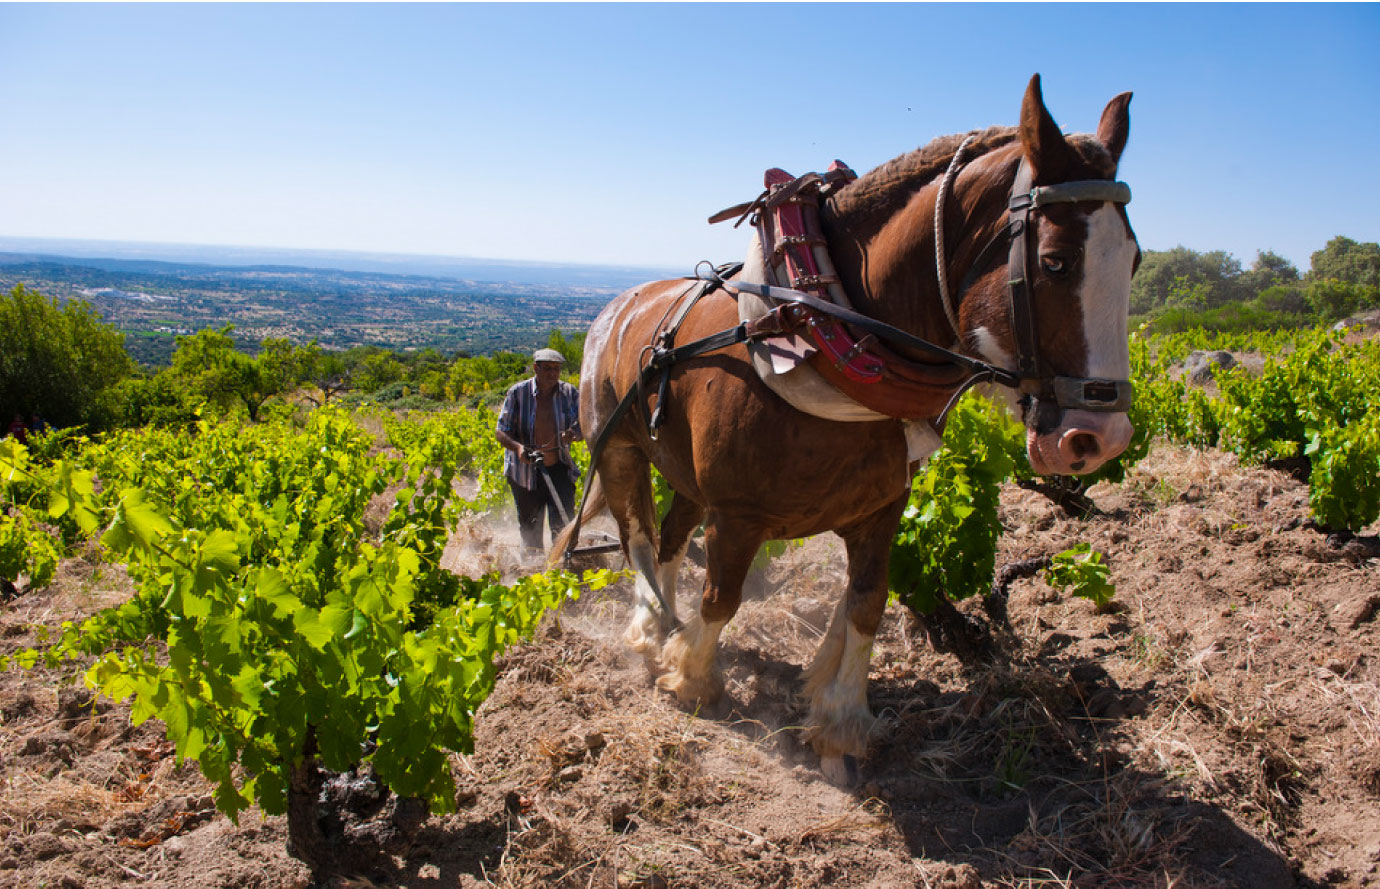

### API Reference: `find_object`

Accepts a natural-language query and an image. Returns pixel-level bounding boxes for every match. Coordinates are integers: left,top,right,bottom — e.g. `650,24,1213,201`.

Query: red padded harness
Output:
725,164,973,419
757,163,886,384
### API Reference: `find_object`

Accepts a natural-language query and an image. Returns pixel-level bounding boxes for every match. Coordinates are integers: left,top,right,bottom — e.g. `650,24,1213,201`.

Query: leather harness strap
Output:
1006,160,1042,381
643,263,744,436
726,278,1019,388
1003,158,1136,412
561,269,751,574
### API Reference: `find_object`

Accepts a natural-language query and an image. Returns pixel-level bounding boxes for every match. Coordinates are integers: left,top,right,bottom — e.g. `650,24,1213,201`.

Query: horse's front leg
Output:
803,497,908,785
656,513,762,706
626,492,704,655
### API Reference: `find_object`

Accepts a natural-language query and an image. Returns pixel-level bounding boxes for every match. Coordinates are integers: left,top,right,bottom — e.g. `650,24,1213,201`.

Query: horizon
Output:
0,234,680,291
0,234,677,276
2,4,1378,272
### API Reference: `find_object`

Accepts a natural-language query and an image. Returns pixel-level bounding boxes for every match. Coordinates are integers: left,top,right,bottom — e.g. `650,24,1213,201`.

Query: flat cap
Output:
533,348,566,364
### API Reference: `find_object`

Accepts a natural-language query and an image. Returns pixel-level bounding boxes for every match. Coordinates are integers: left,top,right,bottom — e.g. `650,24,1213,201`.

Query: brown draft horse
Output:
560,76,1138,783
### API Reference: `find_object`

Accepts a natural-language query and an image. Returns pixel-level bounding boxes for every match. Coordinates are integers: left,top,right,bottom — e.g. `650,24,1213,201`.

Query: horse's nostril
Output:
1065,432,1102,461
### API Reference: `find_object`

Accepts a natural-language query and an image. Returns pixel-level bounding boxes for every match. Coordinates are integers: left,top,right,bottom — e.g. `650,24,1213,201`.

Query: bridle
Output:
943,153,1135,414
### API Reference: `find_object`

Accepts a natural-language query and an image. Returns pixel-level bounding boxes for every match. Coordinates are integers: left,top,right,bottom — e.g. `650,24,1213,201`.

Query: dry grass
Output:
0,771,124,838
1309,671,1380,749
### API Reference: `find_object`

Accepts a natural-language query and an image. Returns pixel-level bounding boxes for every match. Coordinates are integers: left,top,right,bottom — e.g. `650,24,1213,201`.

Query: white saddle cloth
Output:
735,236,942,467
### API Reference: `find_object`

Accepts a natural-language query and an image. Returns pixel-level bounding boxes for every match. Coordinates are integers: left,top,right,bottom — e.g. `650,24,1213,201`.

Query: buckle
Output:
833,334,879,373
1050,377,1133,412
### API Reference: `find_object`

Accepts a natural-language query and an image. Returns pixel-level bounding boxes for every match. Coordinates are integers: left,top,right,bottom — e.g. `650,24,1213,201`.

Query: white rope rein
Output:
934,134,977,342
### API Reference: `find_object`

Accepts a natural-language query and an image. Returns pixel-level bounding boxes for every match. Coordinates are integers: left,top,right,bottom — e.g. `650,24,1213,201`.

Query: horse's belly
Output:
670,363,913,536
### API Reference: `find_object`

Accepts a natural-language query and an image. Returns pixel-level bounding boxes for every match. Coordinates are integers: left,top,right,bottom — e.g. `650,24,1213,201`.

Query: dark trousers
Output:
509,467,576,550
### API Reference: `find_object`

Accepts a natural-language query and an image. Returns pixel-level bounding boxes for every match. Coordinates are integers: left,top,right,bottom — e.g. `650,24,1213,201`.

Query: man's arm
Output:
496,386,538,461
495,426,524,455
559,384,583,443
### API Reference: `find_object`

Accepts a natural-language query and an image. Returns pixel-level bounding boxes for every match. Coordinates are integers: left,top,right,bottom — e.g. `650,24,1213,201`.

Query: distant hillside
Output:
0,247,641,365
0,237,675,290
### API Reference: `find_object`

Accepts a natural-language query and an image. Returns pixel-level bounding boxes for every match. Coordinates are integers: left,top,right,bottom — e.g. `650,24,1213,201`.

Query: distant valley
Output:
0,239,675,365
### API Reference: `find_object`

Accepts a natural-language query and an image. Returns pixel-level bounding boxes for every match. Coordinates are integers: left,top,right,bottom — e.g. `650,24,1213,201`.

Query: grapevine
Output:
1130,324,1380,531
4,411,615,836
1045,544,1116,610
0,440,64,593
889,394,1024,615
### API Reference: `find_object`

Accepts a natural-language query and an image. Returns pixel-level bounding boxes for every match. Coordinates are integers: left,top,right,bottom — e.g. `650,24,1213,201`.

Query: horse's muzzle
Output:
1026,409,1133,476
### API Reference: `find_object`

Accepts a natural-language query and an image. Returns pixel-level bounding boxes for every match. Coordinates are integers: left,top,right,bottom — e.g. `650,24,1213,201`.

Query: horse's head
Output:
965,75,1138,477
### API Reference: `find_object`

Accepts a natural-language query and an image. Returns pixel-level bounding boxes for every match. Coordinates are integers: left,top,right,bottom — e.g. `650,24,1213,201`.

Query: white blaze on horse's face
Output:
1026,203,1136,477
1078,205,1136,381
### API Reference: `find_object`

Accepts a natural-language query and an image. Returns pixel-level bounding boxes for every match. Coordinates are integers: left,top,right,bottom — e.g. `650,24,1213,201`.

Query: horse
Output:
557,75,1138,784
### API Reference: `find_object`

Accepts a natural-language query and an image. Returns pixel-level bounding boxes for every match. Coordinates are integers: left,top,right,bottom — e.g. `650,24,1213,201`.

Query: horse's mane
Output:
826,125,1115,222
826,126,1018,220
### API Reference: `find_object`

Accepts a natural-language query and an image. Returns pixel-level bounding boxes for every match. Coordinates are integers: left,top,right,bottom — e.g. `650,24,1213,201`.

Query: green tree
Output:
298,344,353,405
351,348,405,394
1305,278,1378,320
117,372,206,428
1310,236,1380,288
445,351,529,403
1239,250,1300,296
545,329,586,369
0,284,135,432
1130,247,1245,314
168,327,304,422
169,326,247,415
1252,283,1309,316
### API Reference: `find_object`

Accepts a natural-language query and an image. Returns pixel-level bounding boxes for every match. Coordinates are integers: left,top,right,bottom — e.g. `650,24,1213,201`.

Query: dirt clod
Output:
1350,594,1380,629
20,832,69,861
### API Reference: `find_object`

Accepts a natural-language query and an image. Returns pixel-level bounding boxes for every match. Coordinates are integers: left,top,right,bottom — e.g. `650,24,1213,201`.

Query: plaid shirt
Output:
497,377,581,490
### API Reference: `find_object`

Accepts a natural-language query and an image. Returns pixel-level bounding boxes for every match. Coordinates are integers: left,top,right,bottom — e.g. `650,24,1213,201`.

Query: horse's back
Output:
580,278,692,433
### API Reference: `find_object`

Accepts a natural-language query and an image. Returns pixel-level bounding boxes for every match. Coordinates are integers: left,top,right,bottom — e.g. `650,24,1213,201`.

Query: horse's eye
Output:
1040,253,1074,277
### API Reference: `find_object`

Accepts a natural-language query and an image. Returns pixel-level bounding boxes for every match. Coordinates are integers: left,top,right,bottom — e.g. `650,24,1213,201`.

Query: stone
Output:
1183,350,1236,385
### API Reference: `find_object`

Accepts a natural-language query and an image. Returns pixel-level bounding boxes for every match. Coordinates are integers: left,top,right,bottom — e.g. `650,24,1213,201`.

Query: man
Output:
495,348,582,551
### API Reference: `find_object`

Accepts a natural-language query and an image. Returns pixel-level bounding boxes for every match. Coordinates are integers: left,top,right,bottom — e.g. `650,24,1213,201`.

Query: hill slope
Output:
0,250,638,364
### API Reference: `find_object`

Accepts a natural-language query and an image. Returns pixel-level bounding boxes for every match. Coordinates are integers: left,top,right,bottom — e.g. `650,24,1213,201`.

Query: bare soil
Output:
1,445,1377,888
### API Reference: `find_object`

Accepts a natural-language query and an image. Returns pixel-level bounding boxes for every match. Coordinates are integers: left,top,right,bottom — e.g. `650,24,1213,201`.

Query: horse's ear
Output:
1019,73,1075,181
1097,92,1132,167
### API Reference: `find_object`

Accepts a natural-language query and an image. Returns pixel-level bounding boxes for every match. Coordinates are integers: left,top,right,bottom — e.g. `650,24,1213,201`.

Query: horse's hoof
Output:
624,629,659,657
655,669,724,708
624,620,667,658
820,754,860,788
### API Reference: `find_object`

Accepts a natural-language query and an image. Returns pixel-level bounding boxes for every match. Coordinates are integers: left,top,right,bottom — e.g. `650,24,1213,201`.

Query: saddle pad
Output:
736,237,943,467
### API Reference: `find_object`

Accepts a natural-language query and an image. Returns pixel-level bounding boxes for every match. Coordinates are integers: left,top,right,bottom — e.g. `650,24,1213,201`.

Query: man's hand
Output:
522,446,542,464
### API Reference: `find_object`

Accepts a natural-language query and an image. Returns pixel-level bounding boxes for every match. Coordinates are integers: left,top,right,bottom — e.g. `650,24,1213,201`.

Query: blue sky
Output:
1,3,1376,272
